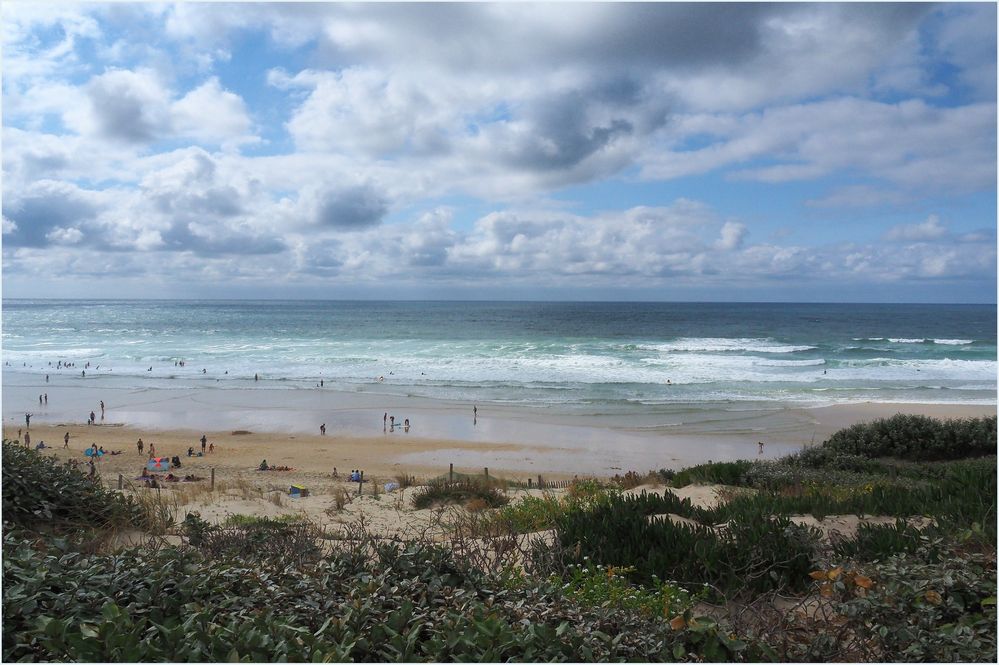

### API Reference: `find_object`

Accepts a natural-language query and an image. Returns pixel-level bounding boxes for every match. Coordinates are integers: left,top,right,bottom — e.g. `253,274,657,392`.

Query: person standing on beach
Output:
24,431,30,448
25,413,31,428
758,441,764,455
100,400,105,418
44,394,47,404
89,411,95,425
39,395,43,405
320,423,326,436
137,438,144,454
64,432,70,448
200,434,207,454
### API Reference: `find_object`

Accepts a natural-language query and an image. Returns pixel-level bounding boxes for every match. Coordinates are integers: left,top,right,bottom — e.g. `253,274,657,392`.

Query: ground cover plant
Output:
3,417,996,662
1,440,150,532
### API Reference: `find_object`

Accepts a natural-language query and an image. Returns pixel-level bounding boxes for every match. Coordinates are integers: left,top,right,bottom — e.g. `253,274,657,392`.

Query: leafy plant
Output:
1,441,149,532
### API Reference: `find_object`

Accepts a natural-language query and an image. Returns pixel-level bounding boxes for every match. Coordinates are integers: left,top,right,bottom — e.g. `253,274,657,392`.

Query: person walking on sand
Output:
758,441,764,455
320,423,326,436
89,411,95,425
200,434,207,454
24,432,30,449
137,438,144,454
208,442,214,454
64,432,70,448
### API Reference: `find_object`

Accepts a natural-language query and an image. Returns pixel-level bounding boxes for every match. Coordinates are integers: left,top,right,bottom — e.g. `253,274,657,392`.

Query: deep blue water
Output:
3,300,995,409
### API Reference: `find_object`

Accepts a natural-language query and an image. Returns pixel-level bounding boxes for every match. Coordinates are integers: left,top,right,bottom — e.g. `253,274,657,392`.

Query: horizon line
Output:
2,297,996,306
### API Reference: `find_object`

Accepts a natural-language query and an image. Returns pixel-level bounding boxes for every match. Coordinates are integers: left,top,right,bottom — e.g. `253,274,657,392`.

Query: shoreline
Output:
4,379,994,477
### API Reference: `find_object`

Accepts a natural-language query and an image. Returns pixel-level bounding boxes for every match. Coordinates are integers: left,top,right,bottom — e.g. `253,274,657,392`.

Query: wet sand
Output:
3,377,993,477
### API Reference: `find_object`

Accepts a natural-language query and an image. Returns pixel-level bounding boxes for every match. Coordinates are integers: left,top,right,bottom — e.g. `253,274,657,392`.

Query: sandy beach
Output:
5,399,994,482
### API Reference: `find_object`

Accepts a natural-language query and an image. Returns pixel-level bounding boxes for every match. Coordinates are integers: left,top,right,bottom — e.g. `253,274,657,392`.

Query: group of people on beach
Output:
383,413,411,432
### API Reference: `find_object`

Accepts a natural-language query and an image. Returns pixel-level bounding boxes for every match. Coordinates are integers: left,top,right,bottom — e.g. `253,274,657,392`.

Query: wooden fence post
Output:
211,467,215,490
358,470,364,495
538,475,543,489
118,474,123,490
484,467,489,479
449,463,454,482
528,478,532,489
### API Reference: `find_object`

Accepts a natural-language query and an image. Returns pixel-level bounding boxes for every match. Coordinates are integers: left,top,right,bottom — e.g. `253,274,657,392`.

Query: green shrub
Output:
672,460,755,488
1,530,764,662
785,545,998,662
833,519,930,561
411,478,510,509
1,441,149,531
557,562,702,619
181,512,323,566
554,493,821,596
822,414,997,461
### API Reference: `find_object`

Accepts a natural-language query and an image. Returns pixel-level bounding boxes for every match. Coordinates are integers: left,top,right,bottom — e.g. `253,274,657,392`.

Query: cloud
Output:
715,221,747,251
74,68,171,143
171,77,253,144
1,180,103,247
884,215,948,242
642,98,996,195
313,184,388,230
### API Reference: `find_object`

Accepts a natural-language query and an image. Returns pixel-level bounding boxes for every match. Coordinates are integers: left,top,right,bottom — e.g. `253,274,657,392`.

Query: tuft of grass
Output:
412,478,509,510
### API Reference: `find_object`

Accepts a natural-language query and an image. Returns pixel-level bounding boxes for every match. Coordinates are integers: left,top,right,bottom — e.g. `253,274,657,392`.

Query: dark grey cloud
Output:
315,184,388,230
1,183,99,247
494,79,668,173
159,221,286,256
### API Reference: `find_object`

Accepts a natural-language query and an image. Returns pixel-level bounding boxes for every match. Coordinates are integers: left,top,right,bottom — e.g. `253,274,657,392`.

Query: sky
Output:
1,1,996,303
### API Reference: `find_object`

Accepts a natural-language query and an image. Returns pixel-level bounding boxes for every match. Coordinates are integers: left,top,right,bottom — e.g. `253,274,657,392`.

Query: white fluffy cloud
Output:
1,2,994,299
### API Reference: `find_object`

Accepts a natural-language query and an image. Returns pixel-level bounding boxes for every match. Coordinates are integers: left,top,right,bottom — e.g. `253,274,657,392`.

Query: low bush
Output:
2,530,764,662
833,519,930,561
1,441,149,532
181,512,323,566
822,414,997,461
411,478,509,510
785,545,998,662
557,562,703,619
671,460,755,488
555,493,821,596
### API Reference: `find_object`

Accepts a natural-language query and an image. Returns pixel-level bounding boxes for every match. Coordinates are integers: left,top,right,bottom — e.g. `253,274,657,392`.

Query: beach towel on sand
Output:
147,457,171,472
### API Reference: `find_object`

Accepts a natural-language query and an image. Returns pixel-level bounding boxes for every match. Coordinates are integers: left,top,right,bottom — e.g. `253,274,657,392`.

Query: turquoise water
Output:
2,300,995,410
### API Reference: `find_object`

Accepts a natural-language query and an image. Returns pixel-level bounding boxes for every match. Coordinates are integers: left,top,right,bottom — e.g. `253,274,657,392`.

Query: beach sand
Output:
5,399,991,539
5,399,994,479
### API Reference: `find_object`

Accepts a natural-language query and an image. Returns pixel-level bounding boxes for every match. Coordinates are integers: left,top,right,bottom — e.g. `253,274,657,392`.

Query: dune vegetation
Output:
3,414,996,662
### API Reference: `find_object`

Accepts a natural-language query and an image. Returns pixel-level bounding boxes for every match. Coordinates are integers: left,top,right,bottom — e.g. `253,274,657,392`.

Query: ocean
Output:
2,300,995,413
